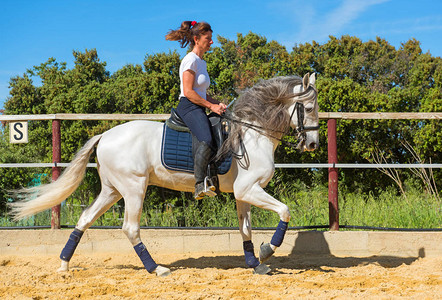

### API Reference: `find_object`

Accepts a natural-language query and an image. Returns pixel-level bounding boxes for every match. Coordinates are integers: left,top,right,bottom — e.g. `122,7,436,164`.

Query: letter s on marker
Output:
13,122,24,140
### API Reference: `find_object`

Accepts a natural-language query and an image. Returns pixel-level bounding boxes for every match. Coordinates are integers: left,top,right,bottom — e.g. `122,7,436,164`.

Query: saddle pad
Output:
161,124,232,175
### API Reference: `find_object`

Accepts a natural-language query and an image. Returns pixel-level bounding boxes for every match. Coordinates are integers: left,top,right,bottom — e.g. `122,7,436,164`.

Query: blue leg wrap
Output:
243,240,260,268
60,229,84,262
134,242,158,273
270,220,289,247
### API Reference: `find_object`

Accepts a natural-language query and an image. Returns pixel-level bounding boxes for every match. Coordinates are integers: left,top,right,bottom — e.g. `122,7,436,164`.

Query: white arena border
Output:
1,229,441,258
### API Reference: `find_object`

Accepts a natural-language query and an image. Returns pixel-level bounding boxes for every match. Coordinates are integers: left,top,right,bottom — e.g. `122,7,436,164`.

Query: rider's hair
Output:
165,21,212,49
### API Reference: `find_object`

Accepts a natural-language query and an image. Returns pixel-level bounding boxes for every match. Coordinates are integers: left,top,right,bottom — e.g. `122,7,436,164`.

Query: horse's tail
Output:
8,134,103,220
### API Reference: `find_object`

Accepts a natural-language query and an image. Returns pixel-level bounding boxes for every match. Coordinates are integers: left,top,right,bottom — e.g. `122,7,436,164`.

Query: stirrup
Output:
204,176,217,197
194,182,205,200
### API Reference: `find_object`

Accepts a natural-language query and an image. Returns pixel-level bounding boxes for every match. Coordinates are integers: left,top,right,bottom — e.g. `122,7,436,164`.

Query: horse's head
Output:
287,73,319,152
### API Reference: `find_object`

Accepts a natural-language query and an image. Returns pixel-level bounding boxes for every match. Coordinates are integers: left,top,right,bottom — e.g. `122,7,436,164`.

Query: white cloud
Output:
356,15,442,38
324,0,388,35
306,0,389,41
276,0,391,47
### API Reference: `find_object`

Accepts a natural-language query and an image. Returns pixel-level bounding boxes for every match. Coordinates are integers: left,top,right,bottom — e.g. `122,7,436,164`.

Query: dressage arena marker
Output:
9,121,28,143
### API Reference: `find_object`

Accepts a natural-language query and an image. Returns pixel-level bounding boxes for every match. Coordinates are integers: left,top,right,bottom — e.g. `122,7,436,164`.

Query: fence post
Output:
327,119,339,230
51,119,61,229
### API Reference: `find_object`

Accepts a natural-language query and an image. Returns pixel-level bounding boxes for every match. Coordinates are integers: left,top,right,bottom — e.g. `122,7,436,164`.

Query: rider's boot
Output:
194,141,216,200
207,162,219,194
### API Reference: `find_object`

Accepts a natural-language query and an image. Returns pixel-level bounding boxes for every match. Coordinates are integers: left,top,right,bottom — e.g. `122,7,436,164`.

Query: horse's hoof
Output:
259,242,275,263
155,265,171,277
253,263,271,275
57,260,69,272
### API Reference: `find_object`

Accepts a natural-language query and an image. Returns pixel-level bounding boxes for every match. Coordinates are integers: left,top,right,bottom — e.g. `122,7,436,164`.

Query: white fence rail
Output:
1,163,442,169
1,112,441,229
1,112,442,170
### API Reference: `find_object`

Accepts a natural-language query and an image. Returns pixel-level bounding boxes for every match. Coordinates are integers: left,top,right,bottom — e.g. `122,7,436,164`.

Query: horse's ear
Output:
309,73,316,85
302,73,309,90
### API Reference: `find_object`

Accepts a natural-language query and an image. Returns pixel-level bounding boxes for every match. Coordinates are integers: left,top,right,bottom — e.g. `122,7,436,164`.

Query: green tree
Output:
206,32,294,102
0,125,45,212
291,35,441,192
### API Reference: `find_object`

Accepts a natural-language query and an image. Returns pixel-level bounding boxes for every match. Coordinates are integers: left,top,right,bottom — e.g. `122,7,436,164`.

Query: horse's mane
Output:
218,76,304,160
233,76,303,132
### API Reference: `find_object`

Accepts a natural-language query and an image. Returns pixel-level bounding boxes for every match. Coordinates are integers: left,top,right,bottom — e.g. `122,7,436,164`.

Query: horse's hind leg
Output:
57,182,121,272
120,181,171,277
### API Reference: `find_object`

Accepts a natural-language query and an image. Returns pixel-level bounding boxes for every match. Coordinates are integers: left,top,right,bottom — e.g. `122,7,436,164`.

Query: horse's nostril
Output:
309,142,317,150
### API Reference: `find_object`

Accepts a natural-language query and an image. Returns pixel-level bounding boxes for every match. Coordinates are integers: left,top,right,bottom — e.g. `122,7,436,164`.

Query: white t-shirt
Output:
179,52,210,100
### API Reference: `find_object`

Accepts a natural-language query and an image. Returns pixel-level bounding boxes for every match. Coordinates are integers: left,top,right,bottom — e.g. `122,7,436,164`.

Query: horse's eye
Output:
305,107,314,113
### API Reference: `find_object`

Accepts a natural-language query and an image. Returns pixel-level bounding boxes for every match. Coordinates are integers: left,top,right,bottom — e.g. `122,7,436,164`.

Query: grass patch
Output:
1,182,441,229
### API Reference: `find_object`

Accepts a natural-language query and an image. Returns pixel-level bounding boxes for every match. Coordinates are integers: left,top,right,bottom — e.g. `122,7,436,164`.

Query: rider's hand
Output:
219,103,227,114
211,103,227,115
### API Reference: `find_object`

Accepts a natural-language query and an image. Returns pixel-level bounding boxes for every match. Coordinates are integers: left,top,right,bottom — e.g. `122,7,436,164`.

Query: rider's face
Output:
196,32,213,53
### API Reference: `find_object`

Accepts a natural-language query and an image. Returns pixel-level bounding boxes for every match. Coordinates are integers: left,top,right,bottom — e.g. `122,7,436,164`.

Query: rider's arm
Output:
183,70,226,115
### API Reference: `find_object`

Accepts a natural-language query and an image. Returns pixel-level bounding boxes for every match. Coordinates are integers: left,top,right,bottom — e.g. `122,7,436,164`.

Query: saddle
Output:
161,108,232,175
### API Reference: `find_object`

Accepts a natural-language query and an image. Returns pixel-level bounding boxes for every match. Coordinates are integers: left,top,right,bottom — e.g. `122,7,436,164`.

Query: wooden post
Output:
327,119,339,230
51,120,61,229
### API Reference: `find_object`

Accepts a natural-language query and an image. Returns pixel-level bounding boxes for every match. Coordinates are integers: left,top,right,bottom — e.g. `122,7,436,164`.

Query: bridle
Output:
288,86,320,144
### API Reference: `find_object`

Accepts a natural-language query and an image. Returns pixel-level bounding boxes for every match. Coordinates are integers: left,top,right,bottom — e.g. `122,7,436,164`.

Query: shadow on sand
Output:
168,231,425,272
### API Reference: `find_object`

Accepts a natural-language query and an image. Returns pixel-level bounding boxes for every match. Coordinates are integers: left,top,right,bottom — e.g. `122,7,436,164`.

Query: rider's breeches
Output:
176,97,213,145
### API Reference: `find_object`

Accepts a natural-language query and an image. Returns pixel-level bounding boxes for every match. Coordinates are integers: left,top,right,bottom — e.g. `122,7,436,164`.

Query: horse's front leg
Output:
236,201,271,274
235,182,291,264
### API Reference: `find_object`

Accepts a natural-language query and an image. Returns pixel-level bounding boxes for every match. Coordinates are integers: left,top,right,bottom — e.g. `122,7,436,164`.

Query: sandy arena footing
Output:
0,229,441,299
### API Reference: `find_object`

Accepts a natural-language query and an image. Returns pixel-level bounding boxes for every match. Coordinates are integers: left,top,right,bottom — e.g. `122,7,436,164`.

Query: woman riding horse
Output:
166,21,227,200
9,73,319,277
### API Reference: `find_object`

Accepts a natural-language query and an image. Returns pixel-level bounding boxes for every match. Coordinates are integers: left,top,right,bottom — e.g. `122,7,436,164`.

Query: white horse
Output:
10,73,319,276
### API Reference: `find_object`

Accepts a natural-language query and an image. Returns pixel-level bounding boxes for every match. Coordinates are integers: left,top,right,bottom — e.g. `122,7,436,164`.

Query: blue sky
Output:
1,0,441,110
